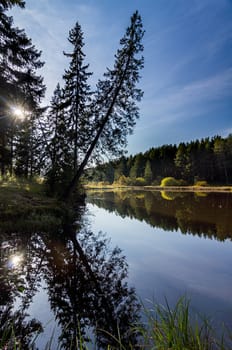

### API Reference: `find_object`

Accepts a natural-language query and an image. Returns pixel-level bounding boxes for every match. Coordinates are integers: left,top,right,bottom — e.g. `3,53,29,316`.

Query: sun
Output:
11,106,26,120
8,253,24,268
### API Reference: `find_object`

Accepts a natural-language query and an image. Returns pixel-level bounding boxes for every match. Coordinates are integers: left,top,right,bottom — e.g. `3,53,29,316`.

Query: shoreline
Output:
85,184,232,193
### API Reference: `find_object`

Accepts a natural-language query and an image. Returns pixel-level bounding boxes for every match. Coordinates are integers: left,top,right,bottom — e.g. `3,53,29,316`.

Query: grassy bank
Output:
0,177,63,232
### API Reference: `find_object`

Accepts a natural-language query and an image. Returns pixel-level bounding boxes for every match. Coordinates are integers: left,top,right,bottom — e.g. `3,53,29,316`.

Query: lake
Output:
0,189,232,348
86,190,232,325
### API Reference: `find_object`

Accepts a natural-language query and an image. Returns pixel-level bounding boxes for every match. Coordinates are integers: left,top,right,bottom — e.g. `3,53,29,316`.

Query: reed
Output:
2,297,230,349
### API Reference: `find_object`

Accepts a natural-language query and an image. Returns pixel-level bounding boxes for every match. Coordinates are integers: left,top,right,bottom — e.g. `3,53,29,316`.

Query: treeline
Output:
0,2,144,199
87,135,232,185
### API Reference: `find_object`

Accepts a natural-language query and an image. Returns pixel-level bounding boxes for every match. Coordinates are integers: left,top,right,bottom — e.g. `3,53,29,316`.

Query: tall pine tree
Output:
64,11,144,199
63,22,92,173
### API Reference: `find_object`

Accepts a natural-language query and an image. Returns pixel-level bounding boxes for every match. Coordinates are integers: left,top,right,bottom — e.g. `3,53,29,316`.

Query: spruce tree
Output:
46,84,73,194
64,11,144,199
63,22,92,173
144,159,152,184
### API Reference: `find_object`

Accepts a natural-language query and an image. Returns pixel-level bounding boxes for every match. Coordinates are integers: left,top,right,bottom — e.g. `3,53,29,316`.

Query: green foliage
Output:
0,4,45,179
129,153,145,179
114,157,128,181
2,297,230,349
117,175,129,186
134,177,146,186
194,180,208,187
151,176,162,186
139,297,229,350
160,177,183,187
113,176,147,186
144,159,152,184
91,135,232,188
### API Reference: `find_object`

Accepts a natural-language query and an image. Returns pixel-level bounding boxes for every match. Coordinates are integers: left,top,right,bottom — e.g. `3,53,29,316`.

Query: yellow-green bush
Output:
194,180,208,187
160,177,183,187
134,177,147,186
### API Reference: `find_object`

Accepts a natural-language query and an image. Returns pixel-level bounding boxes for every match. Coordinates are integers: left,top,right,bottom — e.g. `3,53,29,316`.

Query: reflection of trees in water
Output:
44,222,140,349
87,190,232,241
0,210,140,349
0,233,44,348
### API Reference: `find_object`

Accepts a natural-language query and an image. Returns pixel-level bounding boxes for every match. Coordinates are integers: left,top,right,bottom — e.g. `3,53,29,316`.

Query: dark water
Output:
0,189,232,348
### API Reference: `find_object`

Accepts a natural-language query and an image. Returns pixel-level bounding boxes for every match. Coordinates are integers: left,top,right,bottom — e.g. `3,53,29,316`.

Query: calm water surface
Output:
0,189,232,348
86,190,232,326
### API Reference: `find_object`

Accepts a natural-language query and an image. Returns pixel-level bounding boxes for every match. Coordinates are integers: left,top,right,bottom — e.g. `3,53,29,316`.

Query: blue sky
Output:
10,0,232,155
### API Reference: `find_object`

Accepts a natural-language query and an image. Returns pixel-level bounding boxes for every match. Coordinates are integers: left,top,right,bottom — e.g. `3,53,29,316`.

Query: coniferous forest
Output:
0,1,144,199
88,134,232,186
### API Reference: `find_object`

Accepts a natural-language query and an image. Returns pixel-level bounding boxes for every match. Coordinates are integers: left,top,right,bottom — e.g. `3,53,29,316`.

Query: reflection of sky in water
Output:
13,275,60,349
87,203,232,327
28,282,61,349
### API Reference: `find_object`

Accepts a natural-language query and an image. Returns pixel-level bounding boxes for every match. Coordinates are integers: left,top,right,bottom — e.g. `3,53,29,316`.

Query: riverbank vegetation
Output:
2,297,232,349
0,176,63,232
87,134,232,187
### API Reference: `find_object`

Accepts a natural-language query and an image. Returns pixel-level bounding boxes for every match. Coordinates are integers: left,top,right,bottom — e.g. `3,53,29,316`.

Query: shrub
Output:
117,175,129,186
194,180,208,187
152,176,162,186
98,181,110,187
135,177,147,186
160,177,183,187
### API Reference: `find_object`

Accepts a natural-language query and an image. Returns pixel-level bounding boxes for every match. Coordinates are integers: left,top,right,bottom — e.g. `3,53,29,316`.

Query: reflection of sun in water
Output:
9,254,23,268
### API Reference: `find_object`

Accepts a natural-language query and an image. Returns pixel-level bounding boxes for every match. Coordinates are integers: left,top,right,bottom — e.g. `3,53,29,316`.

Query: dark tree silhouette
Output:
43,222,140,349
63,11,144,200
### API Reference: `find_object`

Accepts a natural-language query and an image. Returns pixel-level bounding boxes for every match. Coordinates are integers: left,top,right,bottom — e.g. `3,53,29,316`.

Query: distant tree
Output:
174,143,190,180
214,136,229,184
144,159,152,184
104,161,115,183
114,156,127,181
91,135,232,187
145,147,161,180
225,134,232,182
129,153,145,179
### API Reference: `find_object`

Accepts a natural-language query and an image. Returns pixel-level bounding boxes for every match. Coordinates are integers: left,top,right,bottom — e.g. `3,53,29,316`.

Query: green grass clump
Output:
139,297,229,350
3,297,230,349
